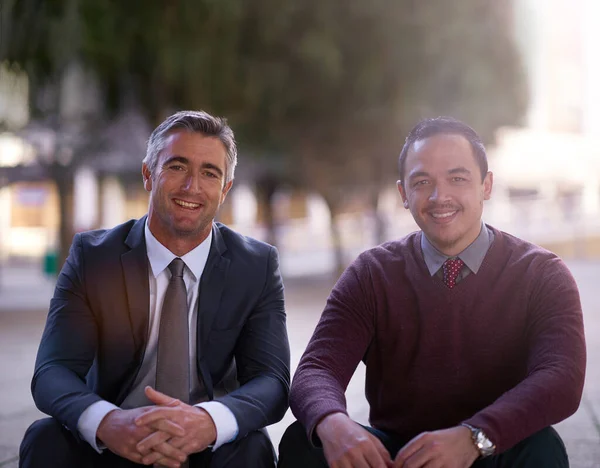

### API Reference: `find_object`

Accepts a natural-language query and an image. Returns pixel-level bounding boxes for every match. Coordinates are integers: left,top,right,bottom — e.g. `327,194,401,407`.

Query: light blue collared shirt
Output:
420,223,494,282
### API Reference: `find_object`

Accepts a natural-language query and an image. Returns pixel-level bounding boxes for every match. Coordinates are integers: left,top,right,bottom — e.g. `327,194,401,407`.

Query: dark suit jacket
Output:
32,217,290,441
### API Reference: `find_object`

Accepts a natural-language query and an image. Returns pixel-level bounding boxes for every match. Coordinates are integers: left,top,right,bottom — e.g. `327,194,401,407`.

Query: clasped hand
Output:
316,413,480,468
97,386,217,467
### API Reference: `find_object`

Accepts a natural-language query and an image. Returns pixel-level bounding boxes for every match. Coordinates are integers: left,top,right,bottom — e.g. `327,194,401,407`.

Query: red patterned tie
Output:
442,258,464,289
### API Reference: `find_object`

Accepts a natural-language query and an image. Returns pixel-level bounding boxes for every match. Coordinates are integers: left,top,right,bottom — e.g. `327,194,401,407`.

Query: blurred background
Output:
0,0,599,277
0,0,599,466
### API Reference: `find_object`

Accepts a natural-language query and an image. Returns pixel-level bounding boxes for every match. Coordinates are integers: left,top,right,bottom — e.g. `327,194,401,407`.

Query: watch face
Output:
480,439,494,450
475,431,495,455
461,423,495,457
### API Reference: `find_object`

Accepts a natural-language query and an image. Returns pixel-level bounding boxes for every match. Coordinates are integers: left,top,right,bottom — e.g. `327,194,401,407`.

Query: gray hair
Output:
143,110,237,185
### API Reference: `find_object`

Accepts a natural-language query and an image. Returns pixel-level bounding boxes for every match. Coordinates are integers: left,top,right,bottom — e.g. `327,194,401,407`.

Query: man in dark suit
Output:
19,110,291,468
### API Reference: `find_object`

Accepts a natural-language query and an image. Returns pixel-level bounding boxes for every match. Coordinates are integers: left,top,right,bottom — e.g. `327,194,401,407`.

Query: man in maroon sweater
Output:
278,117,586,468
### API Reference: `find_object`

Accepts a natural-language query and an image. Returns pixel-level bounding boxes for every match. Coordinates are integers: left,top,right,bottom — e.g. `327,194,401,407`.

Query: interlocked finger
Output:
137,431,172,456
141,441,187,466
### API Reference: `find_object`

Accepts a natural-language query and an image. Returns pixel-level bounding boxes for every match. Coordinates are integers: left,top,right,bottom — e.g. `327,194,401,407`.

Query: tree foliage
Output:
1,0,527,271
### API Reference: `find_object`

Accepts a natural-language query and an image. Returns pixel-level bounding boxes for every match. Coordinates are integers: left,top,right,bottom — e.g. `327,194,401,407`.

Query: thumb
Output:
144,386,180,406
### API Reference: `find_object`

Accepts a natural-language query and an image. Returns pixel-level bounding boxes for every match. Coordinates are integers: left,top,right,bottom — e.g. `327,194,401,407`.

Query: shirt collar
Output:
420,222,493,276
144,221,213,281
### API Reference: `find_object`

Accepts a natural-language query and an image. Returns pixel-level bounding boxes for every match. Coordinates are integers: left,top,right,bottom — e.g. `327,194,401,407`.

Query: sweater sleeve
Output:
289,256,377,439
464,256,586,453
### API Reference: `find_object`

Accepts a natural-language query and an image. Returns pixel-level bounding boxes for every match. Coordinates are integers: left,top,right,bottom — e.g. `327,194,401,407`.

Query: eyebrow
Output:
407,166,472,182
162,156,224,178
448,167,471,176
408,171,430,181
201,162,224,178
162,155,189,166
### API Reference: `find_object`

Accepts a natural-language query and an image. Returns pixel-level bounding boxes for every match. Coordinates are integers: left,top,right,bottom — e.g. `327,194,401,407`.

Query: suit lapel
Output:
121,216,150,359
198,224,230,352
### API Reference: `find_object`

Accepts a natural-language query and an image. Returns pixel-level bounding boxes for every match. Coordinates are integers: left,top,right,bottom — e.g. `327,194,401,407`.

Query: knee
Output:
512,427,568,466
20,418,62,456
211,428,275,468
278,421,316,466
525,426,566,454
242,428,274,454
280,421,311,450
19,418,80,468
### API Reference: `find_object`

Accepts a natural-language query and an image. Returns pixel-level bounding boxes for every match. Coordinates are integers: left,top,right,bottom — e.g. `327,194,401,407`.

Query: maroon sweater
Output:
290,227,586,453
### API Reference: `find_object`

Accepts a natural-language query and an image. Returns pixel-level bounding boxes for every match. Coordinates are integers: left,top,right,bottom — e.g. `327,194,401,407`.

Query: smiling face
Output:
142,130,232,255
397,133,493,256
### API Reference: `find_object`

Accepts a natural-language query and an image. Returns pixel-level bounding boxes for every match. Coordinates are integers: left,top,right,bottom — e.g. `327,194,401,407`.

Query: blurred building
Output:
487,0,600,252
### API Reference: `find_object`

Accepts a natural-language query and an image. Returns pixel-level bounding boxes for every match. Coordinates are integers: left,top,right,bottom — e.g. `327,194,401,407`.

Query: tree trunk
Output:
323,195,345,277
255,175,279,247
54,170,75,271
369,187,387,245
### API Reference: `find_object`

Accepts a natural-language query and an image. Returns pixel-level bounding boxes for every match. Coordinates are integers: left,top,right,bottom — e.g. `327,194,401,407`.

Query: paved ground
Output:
0,260,599,467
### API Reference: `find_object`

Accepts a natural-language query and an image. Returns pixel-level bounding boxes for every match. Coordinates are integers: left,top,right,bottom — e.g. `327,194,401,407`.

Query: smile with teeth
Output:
431,211,457,219
174,199,201,209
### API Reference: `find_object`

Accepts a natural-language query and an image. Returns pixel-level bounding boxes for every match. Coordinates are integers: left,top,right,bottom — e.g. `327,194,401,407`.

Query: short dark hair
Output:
398,117,488,184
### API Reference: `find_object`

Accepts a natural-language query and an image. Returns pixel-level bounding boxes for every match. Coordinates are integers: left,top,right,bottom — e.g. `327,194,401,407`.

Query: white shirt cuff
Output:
196,401,239,450
77,400,120,453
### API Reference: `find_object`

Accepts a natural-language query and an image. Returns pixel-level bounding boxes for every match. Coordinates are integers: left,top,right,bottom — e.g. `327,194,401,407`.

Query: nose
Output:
182,173,202,193
428,182,451,203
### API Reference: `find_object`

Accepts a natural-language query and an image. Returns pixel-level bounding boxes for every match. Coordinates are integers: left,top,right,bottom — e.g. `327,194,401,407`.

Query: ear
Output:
142,164,152,192
397,180,409,209
483,171,493,200
220,180,233,204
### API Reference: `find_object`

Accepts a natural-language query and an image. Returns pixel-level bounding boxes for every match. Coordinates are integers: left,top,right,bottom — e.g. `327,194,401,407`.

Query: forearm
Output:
290,365,350,439
465,360,584,453
217,374,289,437
290,261,375,438
33,233,100,432
468,258,587,452
466,303,585,451
32,364,102,433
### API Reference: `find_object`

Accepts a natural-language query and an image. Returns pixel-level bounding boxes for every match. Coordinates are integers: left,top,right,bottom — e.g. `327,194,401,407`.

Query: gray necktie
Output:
155,258,190,468
156,258,190,402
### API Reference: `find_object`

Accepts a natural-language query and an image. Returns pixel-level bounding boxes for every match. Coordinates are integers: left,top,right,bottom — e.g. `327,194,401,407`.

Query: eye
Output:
452,176,467,182
203,171,218,179
168,164,185,171
413,179,429,187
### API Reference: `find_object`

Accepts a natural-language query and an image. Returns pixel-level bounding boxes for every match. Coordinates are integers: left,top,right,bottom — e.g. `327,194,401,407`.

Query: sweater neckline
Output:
414,225,503,294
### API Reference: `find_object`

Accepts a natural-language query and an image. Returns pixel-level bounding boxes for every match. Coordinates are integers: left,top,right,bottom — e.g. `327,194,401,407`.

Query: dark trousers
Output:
20,417,276,468
278,420,569,468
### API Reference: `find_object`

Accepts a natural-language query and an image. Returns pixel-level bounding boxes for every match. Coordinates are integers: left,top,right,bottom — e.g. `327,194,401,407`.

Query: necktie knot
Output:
168,258,185,278
442,257,464,289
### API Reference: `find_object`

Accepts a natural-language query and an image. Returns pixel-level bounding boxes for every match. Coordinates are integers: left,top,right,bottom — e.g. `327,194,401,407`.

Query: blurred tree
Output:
223,0,527,271
0,0,106,266
1,0,526,273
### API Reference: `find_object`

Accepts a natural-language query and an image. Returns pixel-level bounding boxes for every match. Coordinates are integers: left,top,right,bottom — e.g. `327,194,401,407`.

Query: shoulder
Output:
344,231,420,280
77,218,141,251
356,231,419,264
489,225,574,279
215,222,275,261
214,223,282,288
490,226,557,262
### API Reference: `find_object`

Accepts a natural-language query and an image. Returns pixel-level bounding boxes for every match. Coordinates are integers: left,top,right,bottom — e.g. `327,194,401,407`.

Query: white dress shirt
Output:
77,221,238,452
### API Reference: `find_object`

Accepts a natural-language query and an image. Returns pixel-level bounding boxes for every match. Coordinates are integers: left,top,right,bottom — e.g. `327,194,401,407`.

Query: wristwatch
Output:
461,423,496,457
